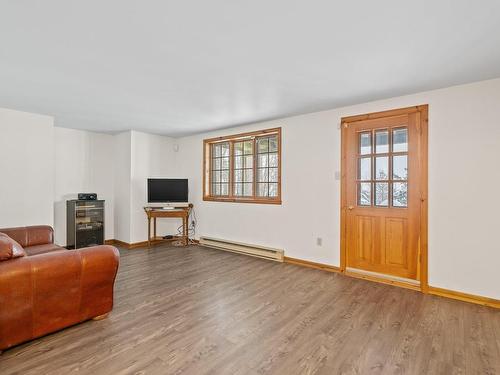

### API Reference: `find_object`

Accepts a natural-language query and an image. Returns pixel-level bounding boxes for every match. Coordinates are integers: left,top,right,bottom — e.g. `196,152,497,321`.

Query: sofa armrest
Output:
0,245,119,351
0,225,54,247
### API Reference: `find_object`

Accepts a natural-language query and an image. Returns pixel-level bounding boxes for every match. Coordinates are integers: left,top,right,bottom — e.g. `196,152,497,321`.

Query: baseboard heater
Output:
199,237,284,262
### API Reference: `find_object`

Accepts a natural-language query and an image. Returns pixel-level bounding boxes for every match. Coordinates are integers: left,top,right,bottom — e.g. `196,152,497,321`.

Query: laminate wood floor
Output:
1,245,499,375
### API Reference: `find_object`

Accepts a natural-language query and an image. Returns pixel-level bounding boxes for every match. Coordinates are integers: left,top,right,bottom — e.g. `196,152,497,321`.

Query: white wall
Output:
175,78,500,300
110,130,179,244
113,131,132,244
54,127,114,245
0,107,54,228
130,131,178,243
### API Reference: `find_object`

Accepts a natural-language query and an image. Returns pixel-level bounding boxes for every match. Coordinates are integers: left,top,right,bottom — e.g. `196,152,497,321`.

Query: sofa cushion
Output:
0,233,26,261
24,243,66,256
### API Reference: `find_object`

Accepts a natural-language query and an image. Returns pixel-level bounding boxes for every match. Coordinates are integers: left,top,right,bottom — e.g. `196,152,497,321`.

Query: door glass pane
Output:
221,183,229,196
358,182,371,206
393,182,408,207
393,155,408,180
375,130,389,153
375,156,389,180
358,157,371,180
393,128,408,152
359,132,372,155
375,182,389,207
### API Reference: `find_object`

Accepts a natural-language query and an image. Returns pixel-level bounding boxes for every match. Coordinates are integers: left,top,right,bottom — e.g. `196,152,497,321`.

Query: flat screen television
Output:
147,178,188,203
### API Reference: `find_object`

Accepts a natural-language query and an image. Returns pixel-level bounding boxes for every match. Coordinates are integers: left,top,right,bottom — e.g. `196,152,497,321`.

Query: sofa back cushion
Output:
0,226,54,247
0,233,26,261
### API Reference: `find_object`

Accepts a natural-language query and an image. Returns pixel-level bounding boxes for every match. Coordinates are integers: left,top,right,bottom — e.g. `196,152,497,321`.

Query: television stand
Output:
144,204,193,247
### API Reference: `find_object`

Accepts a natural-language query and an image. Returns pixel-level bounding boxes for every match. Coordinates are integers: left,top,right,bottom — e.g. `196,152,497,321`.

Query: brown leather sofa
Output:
0,225,119,353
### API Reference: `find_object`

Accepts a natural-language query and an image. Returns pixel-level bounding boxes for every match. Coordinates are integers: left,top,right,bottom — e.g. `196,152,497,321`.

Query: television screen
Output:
147,179,188,203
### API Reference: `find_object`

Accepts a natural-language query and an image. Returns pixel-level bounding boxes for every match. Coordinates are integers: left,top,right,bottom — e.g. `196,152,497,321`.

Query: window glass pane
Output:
221,170,229,183
234,156,242,169
213,144,221,157
393,128,408,152
269,168,278,182
257,138,269,153
221,142,230,157
393,155,408,180
221,157,229,170
258,154,268,168
214,184,221,195
234,142,243,155
234,169,242,182
212,171,219,182
375,156,389,180
243,141,253,154
258,168,268,182
244,155,253,168
269,136,278,152
358,157,371,180
258,183,269,197
269,183,278,197
358,182,371,206
221,183,228,196
269,153,278,167
244,169,253,182
375,130,389,154
213,158,221,170
359,132,372,155
234,183,243,196
243,183,253,196
375,182,389,207
393,182,408,207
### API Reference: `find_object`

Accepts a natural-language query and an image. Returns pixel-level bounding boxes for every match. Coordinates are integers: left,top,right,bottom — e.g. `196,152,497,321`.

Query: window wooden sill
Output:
203,196,282,205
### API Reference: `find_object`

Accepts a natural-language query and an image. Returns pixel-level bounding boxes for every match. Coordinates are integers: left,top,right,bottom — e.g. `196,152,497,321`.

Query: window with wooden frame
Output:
203,128,281,204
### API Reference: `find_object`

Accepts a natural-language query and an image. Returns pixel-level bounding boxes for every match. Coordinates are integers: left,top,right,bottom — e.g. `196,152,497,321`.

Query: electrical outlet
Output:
316,237,322,246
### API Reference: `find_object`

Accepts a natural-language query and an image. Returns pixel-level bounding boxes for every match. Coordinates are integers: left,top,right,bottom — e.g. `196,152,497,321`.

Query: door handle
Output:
347,206,354,211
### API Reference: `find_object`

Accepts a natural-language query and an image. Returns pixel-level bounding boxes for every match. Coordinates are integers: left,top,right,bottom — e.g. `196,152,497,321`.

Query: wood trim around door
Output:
340,105,429,293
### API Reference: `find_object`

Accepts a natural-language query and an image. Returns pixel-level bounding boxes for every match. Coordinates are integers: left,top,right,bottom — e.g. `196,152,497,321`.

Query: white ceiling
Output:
1,1,500,137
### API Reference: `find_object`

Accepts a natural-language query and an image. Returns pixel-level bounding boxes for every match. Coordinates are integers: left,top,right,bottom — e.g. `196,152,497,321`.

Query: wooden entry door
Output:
341,106,428,282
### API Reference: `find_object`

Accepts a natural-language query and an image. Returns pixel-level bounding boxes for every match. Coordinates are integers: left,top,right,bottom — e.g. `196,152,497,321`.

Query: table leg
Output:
183,215,188,246
154,217,157,241
147,217,151,247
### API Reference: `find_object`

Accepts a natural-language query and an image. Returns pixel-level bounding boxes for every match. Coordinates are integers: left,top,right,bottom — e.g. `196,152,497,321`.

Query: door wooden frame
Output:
340,105,429,292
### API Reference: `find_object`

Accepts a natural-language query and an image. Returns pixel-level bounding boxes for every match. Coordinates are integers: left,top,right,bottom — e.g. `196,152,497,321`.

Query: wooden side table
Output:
144,204,193,247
